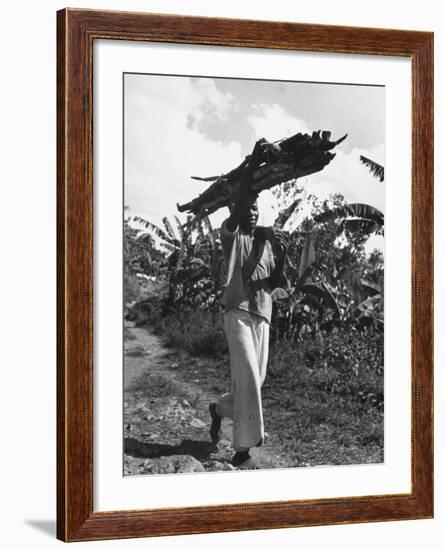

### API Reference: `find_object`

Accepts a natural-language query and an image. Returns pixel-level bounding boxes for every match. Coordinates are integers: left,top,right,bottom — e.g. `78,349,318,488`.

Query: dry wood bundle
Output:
177,130,347,218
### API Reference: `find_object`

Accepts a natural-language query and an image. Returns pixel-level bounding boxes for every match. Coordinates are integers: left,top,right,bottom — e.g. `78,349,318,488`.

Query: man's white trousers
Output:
217,308,269,451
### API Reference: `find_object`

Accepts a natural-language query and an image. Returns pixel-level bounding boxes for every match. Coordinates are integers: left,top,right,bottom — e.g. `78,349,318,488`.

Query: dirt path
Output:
124,324,289,475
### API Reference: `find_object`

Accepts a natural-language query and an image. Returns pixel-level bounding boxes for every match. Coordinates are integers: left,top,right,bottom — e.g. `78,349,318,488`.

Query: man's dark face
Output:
239,199,259,234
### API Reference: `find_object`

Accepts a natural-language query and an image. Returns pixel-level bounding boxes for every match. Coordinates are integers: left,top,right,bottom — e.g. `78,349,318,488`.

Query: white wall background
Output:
0,1,442,548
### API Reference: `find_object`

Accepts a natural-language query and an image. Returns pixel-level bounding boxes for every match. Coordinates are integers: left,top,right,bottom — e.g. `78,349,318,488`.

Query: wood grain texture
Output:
57,8,434,542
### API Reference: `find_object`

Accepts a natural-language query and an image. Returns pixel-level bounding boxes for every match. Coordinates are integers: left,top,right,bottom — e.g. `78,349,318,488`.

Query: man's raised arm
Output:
226,138,266,232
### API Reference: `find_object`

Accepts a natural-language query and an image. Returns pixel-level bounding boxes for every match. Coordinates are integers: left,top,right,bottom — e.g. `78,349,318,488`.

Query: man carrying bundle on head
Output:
209,139,289,469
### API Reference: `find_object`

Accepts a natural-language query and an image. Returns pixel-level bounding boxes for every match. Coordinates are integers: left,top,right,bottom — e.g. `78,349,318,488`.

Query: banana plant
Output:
360,155,384,182
313,203,384,236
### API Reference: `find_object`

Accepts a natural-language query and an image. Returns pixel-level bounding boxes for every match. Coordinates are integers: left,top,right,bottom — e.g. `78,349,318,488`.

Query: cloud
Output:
258,146,386,231
190,79,234,124
276,144,386,254
125,80,385,244
304,146,386,214
247,103,384,226
248,102,384,214
125,75,242,226
248,103,310,141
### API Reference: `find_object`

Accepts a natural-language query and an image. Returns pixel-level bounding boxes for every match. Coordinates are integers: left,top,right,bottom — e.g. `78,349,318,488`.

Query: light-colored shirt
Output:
220,220,275,323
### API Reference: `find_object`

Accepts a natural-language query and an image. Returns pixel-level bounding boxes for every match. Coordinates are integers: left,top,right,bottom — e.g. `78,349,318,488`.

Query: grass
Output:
129,299,228,358
128,297,384,466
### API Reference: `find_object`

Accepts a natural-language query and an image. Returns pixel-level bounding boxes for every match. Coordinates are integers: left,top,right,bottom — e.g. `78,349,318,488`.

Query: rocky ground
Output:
124,324,288,475
124,322,383,476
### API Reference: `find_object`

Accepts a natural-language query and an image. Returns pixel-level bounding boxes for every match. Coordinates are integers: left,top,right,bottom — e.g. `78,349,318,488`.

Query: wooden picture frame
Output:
57,8,434,542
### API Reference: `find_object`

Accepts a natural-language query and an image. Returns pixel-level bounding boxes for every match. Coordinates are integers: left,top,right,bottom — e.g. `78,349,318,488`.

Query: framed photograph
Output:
57,8,433,542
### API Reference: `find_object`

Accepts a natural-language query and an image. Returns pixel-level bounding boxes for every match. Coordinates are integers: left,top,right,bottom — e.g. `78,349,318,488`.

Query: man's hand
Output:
250,137,267,165
274,230,290,258
270,230,289,289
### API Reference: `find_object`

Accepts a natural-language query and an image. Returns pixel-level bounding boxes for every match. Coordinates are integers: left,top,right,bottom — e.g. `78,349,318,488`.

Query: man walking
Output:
209,139,288,468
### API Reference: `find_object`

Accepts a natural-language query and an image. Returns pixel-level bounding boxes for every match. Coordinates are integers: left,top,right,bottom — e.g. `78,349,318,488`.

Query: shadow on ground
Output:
125,437,217,461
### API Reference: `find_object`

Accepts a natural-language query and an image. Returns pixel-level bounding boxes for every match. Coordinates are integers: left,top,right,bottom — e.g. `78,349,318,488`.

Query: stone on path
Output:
143,455,205,474
206,461,236,472
190,418,206,429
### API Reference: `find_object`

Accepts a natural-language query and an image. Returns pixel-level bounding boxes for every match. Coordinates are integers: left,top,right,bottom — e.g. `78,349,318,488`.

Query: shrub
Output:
189,326,227,357
124,272,143,305
128,296,383,410
268,328,383,409
130,299,227,358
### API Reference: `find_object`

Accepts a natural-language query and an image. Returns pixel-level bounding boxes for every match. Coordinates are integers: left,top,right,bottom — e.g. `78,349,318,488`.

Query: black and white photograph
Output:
1,0,439,546
123,73,385,475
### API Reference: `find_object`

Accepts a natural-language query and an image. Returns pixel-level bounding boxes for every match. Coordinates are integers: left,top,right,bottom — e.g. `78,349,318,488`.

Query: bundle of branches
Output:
177,130,347,218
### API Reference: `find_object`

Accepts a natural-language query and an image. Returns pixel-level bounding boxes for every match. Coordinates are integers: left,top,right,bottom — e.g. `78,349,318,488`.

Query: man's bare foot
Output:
231,450,250,466
238,457,259,470
232,451,259,469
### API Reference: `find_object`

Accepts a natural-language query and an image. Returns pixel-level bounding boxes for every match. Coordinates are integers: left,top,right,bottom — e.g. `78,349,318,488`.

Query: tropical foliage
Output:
360,155,385,182
128,212,226,310
269,191,384,340
126,187,383,335
124,181,384,412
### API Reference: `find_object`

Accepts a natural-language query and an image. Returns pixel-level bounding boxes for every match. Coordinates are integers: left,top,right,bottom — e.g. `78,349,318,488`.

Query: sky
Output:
124,72,385,247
